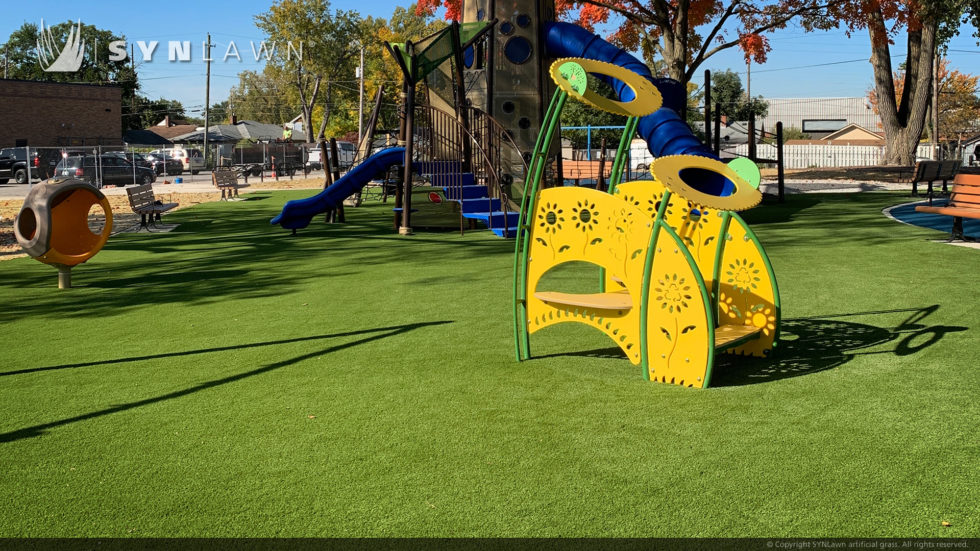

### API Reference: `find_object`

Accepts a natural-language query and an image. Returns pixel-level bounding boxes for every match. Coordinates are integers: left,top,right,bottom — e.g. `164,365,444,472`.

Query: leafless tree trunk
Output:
869,9,936,165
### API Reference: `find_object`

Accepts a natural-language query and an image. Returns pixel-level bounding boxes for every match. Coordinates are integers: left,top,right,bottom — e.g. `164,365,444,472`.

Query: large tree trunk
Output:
661,19,688,82
870,10,936,165
316,81,332,143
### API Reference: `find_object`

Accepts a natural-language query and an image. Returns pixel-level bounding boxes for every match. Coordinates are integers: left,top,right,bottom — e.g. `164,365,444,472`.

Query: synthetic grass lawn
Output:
0,191,976,538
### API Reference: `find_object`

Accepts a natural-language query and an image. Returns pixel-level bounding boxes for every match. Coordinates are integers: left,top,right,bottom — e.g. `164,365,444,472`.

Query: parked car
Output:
0,147,60,183
150,147,205,174
305,141,356,171
144,153,184,176
104,151,154,170
54,154,156,187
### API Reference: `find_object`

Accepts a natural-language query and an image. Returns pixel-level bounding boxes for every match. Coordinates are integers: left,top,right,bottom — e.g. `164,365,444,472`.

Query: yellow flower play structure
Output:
512,59,780,388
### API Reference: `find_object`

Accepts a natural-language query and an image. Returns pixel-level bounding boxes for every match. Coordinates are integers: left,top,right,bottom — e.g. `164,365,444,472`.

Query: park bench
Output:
911,160,960,200
562,160,612,187
212,168,249,200
914,173,980,241
126,184,179,232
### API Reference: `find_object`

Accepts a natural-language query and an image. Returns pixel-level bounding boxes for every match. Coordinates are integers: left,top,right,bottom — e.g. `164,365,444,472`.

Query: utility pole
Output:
204,33,213,168
746,59,751,116
4,44,8,79
358,45,365,144
130,45,136,123
933,53,940,160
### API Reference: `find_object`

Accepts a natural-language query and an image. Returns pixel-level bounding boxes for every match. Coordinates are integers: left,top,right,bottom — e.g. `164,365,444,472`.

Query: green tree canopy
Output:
255,0,364,142
710,70,768,122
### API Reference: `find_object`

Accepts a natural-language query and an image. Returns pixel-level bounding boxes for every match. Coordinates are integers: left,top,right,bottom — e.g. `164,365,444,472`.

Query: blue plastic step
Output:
459,197,501,213
443,184,487,200
491,226,519,238
414,160,462,175
431,172,474,187
463,210,521,229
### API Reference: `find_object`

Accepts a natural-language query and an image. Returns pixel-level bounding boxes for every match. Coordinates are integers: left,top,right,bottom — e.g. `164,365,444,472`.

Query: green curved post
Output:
731,212,782,348
637,192,717,383
607,116,639,195
513,89,568,361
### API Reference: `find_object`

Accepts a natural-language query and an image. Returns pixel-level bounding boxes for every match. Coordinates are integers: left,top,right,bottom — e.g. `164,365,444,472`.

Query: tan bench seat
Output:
535,290,632,310
915,173,980,240
535,289,763,350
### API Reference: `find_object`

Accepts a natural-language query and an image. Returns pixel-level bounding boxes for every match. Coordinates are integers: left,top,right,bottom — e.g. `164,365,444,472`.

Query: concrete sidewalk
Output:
0,171,326,200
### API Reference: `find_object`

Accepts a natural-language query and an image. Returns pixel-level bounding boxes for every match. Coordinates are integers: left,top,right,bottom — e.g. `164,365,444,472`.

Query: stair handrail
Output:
412,104,527,236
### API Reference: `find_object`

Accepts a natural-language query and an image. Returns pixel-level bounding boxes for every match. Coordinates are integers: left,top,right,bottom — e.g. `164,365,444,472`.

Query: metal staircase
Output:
412,105,528,238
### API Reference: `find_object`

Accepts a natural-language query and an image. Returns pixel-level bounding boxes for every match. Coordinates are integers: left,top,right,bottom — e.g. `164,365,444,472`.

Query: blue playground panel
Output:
890,200,980,238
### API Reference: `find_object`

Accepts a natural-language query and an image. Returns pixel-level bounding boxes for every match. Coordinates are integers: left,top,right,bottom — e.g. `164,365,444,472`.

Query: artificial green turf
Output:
0,191,976,537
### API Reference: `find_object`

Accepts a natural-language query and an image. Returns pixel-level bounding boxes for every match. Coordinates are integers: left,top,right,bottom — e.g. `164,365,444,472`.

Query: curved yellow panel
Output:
651,155,761,212
549,58,663,118
717,213,779,358
526,186,652,364
645,225,713,388
613,180,726,302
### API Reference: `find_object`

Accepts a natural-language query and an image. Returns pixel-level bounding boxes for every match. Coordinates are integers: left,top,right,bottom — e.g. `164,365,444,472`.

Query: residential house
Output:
757,97,880,139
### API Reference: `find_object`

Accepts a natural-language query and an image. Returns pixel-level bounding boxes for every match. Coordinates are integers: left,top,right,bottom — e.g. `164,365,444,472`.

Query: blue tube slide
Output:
544,22,733,195
270,147,405,230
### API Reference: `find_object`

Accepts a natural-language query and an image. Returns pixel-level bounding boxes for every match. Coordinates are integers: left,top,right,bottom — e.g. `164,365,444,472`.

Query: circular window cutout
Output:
504,37,532,65
518,117,531,130
463,46,474,69
499,21,514,35
516,14,531,28
477,8,485,21
502,101,516,114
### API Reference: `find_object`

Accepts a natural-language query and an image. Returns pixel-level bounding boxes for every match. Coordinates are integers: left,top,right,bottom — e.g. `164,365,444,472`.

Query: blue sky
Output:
3,0,979,119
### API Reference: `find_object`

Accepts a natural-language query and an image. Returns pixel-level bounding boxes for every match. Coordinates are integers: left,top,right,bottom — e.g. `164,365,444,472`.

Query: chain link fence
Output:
4,143,328,190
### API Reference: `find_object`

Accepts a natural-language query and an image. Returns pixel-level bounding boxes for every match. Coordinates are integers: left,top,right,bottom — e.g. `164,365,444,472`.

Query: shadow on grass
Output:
749,195,822,224
713,305,967,386
0,321,451,444
531,307,965,387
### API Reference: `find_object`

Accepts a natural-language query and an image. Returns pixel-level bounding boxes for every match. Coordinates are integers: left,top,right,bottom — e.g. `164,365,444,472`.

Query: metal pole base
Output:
57,265,71,289
398,226,414,236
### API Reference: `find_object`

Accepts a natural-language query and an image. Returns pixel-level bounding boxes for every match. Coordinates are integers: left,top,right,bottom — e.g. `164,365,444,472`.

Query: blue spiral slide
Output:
271,147,405,230
544,22,732,195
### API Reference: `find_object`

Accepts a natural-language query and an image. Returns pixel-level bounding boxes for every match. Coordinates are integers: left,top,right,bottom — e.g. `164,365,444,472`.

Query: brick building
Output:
0,79,122,147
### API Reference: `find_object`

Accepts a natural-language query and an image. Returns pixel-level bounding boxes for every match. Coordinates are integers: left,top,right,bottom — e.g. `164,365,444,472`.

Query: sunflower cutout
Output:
537,202,565,234
748,306,777,335
727,258,760,294
655,274,692,314
572,201,600,232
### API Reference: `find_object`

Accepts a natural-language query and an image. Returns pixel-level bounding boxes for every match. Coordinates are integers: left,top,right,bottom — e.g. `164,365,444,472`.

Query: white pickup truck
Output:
150,147,206,174
307,141,355,171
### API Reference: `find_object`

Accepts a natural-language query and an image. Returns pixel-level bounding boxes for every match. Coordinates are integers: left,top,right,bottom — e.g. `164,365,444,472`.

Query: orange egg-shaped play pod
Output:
14,178,113,288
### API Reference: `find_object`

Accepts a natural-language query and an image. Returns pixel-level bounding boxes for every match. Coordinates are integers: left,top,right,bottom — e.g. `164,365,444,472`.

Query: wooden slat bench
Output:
911,160,960,200
213,168,249,200
914,173,980,240
126,184,179,232
562,160,612,187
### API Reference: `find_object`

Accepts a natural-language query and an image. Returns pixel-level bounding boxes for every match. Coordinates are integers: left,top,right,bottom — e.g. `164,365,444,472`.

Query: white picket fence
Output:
730,143,936,168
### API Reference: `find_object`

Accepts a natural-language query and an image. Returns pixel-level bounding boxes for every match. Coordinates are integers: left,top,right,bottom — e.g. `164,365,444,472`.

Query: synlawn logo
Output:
36,19,85,72
34,18,302,73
